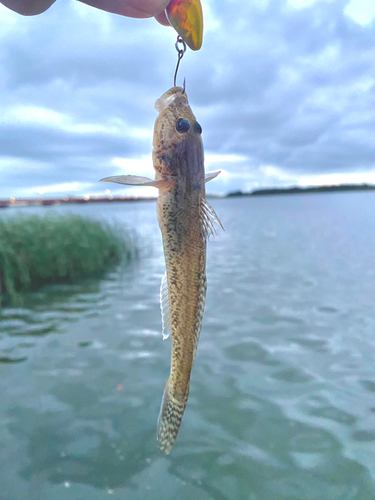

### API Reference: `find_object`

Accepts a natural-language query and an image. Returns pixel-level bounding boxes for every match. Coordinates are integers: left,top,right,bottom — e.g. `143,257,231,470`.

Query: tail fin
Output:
156,377,190,454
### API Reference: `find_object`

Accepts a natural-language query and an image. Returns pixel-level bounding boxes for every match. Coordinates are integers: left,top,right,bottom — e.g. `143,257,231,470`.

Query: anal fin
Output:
160,271,171,340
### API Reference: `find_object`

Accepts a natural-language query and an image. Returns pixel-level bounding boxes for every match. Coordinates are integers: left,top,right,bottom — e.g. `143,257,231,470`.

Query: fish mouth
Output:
155,86,188,113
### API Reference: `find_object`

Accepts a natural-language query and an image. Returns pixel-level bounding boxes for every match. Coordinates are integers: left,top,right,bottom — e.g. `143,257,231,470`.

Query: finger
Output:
77,0,170,18
0,0,56,15
155,10,170,26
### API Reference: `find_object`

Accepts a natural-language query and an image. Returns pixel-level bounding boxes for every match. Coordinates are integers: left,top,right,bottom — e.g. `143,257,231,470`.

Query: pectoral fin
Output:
205,170,221,183
200,198,224,238
100,175,174,189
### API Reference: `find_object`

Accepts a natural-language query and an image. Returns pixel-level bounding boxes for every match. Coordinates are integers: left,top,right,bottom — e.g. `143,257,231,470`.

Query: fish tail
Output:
156,377,190,454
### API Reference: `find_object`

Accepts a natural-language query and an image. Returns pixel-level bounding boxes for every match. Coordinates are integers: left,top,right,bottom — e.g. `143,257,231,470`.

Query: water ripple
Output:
2,197,375,499
0,356,27,364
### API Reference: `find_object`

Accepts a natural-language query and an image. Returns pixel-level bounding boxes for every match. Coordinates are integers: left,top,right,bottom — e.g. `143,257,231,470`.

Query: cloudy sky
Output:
1,0,375,199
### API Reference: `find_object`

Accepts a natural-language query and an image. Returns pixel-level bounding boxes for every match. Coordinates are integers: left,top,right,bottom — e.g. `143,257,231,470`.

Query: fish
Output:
100,86,223,454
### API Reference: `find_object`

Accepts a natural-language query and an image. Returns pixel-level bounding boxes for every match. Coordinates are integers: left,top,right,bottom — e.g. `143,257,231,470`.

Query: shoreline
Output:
1,183,374,208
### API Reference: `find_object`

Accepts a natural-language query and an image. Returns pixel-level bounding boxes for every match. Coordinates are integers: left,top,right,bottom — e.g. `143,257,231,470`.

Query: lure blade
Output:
166,0,203,51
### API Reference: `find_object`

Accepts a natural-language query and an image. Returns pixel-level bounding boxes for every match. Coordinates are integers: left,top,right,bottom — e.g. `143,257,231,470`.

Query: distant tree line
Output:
227,184,375,197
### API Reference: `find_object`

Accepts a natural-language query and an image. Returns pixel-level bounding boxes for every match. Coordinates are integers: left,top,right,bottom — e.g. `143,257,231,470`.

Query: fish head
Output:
153,86,203,179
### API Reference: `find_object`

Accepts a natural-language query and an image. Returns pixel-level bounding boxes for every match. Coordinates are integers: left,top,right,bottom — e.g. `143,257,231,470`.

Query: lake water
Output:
1,192,375,500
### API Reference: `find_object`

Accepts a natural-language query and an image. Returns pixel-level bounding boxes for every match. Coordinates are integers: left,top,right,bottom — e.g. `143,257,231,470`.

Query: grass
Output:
0,214,136,308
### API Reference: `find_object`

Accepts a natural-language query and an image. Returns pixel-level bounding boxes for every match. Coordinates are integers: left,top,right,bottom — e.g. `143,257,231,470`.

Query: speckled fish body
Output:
154,87,211,454
100,87,222,454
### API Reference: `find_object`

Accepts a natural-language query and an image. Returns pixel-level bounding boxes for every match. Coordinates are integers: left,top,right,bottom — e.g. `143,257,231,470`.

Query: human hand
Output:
0,0,170,25
1,0,203,49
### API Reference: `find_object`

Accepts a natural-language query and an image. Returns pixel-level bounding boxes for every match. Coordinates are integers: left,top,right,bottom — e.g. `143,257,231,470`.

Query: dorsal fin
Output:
200,198,224,238
160,272,171,340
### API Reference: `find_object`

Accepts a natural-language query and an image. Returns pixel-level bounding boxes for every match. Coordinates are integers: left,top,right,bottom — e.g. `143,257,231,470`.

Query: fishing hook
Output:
174,35,187,89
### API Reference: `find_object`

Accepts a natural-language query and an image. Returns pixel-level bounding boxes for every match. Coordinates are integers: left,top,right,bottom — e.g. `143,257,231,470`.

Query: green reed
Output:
0,214,136,307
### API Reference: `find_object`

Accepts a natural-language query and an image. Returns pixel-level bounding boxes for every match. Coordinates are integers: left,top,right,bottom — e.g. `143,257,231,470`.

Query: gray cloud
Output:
1,0,375,198
0,123,144,161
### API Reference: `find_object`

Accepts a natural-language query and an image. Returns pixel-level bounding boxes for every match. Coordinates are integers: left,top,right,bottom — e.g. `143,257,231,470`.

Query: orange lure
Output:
166,0,204,51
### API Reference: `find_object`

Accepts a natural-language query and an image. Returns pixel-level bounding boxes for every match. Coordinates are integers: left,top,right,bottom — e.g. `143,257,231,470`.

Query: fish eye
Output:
193,121,202,134
176,118,190,133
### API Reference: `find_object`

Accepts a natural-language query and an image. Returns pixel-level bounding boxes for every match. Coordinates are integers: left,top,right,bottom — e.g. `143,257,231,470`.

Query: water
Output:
1,192,375,500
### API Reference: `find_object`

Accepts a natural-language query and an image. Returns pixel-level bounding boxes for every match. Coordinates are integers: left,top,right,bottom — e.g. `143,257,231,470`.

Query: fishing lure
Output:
166,0,203,51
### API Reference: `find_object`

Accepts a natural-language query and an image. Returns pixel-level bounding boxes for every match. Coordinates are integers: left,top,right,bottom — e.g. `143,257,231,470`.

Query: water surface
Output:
1,192,375,500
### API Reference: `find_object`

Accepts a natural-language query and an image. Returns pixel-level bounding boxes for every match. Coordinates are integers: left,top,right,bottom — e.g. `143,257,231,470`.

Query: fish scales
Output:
100,86,222,454
153,88,208,453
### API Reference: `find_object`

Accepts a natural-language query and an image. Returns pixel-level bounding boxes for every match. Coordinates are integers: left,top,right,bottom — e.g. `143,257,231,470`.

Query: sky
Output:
1,0,375,199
